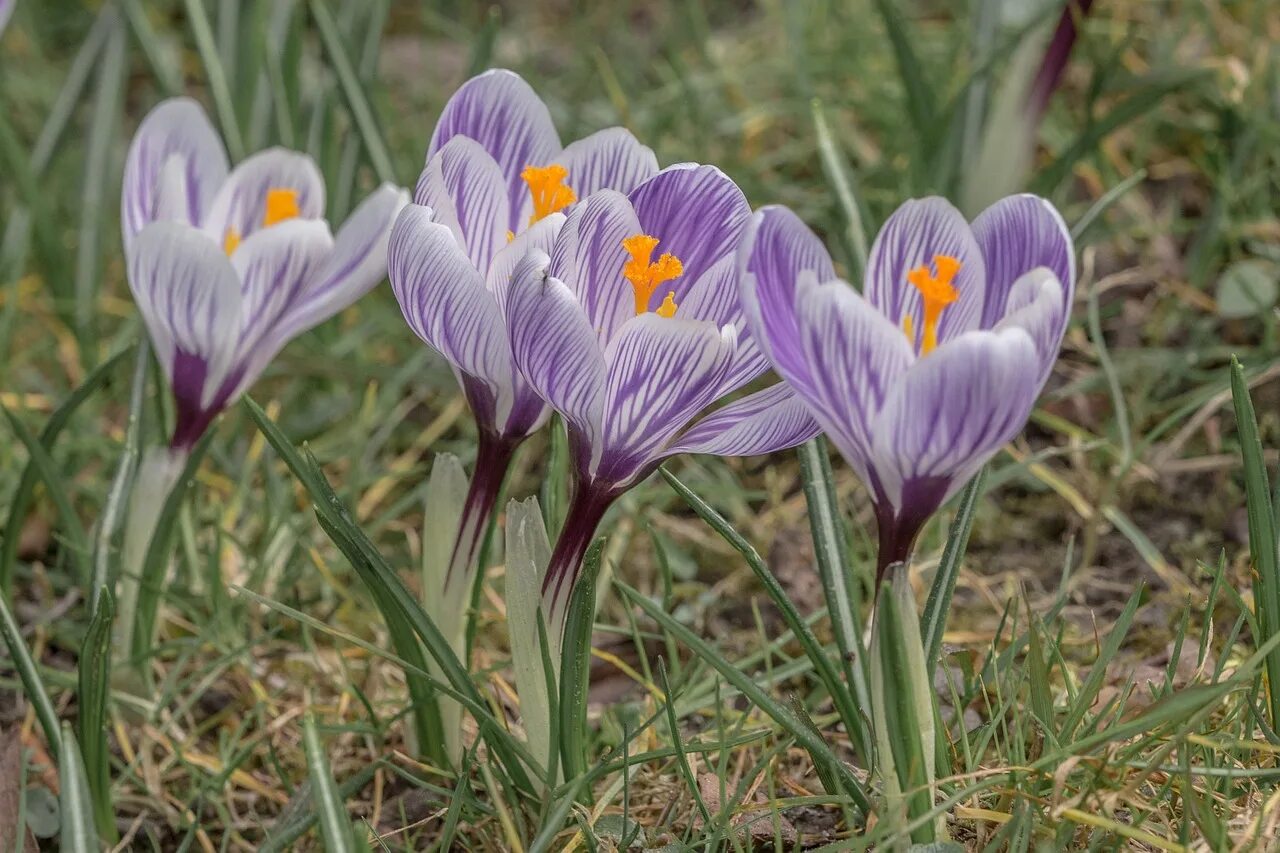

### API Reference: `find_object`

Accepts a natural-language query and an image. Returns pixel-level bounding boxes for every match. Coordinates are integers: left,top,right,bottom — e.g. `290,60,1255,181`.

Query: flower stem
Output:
541,481,615,624
443,432,517,596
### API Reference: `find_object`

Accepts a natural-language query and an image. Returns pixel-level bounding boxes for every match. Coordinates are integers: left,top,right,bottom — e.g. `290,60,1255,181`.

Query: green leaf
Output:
1216,261,1278,319
871,0,937,174
182,0,245,161
76,588,116,843
559,539,603,785
57,724,99,853
0,592,62,763
921,468,985,671
303,712,356,852
811,100,869,283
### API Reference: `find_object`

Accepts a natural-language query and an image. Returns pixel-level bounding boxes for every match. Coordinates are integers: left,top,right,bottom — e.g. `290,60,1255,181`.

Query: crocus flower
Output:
388,68,661,593
739,196,1074,581
123,97,408,451
502,164,822,615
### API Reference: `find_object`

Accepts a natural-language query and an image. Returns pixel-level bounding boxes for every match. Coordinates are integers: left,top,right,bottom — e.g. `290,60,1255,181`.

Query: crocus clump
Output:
502,163,821,616
739,195,1075,580
388,68,661,592
123,97,407,451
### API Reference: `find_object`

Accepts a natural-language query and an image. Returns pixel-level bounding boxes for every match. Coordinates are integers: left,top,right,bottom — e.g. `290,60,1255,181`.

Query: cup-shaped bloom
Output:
503,164,822,612
122,98,408,450
739,196,1074,579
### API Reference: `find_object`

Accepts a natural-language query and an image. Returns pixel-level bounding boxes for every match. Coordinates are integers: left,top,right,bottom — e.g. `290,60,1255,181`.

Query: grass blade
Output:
76,588,115,843
811,100,869,283
57,724,99,852
921,467,985,671
182,0,245,161
0,592,62,762
302,711,356,852
871,0,937,172
559,539,602,785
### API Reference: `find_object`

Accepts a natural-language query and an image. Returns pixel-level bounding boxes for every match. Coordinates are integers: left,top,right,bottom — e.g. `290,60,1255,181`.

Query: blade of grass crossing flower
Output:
0,346,128,596
58,724,98,853
308,0,396,183
811,100,869,283
1,404,93,586
559,540,603,785
0,593,61,762
661,468,864,758
241,397,541,794
618,581,869,814
796,438,873,763
76,587,116,843
302,711,357,852
72,14,126,354
1231,356,1280,730
922,468,985,671
182,0,245,160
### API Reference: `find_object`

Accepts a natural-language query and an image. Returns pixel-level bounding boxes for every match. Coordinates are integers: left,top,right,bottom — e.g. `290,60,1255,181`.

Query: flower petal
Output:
201,147,325,244
678,255,767,390
597,315,737,485
663,383,821,458
870,327,1041,512
428,69,561,232
505,250,606,465
972,193,1075,329
122,98,229,254
629,163,751,286
277,183,409,340
414,136,509,273
557,127,659,198
488,212,566,298
794,274,915,483
995,266,1068,384
547,189,642,341
737,206,836,400
127,221,242,413
865,197,986,345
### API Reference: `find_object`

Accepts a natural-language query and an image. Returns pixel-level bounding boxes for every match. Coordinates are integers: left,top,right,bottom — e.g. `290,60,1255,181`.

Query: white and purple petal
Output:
663,383,821,458
994,266,1068,385
629,164,751,287
414,136,509,273
972,193,1075,330
122,98,229,254
547,190,642,341
557,127,659,199
201,147,325,244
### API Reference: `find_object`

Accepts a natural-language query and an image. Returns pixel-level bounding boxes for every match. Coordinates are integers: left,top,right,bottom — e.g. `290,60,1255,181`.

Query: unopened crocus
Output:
117,97,406,660
502,164,821,617
739,196,1074,582
389,68,660,598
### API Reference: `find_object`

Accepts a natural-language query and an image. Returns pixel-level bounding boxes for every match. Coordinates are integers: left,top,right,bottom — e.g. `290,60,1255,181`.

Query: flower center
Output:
902,254,961,355
222,187,301,256
521,164,576,225
622,234,683,317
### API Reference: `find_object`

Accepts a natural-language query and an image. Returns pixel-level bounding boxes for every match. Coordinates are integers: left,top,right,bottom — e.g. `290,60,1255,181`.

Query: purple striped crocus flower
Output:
740,196,1074,582
123,97,408,452
389,69,661,594
501,164,822,616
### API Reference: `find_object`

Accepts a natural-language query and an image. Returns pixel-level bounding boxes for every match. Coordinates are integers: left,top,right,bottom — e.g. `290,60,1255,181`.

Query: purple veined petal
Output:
869,326,1041,514
794,273,915,485
226,218,335,393
629,163,751,287
414,136,509,274
994,266,1068,385
488,212,565,300
127,221,242,418
556,127,659,199
662,382,821,458
276,183,409,341
504,250,607,470
865,196,986,347
427,69,562,233
972,193,1075,329
677,254,768,392
388,204,514,424
596,314,737,486
121,98,229,255
201,147,325,245
547,189,642,342
736,206,836,401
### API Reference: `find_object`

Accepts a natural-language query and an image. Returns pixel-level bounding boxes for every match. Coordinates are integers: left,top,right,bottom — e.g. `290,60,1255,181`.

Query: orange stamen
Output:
904,254,961,355
222,187,302,256
622,234,684,316
520,164,576,225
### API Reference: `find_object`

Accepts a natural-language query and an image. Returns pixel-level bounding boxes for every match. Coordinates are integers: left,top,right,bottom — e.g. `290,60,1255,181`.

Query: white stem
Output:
113,446,186,669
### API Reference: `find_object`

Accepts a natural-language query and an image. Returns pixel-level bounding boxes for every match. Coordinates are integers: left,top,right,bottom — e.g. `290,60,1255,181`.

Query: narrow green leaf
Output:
0,592,62,762
811,100,869,283
657,659,712,826
77,588,116,842
871,0,937,172
57,724,99,852
303,712,356,852
921,468,985,671
182,0,245,161
1059,585,1145,740
261,763,381,853
559,540,602,785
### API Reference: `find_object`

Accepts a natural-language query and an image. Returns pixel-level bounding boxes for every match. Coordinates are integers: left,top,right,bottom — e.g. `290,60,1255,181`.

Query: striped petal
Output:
488,212,566,298
865,197,986,346
663,383,820,458
505,250,606,469
201,148,325,246
629,164,751,287
870,327,1040,513
678,255,766,391
597,315,737,485
414,136,509,274
557,127,659,198
972,193,1075,330
428,69,561,235
121,98,229,254
547,190,642,341
995,266,1068,385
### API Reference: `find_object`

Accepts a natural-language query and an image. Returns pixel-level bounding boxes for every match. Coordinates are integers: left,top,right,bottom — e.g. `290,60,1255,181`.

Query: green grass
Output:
2,0,1280,849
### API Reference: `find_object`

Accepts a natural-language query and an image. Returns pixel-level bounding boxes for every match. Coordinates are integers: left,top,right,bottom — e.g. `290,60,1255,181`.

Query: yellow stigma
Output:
903,254,961,355
622,234,684,316
521,164,575,225
223,187,302,256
